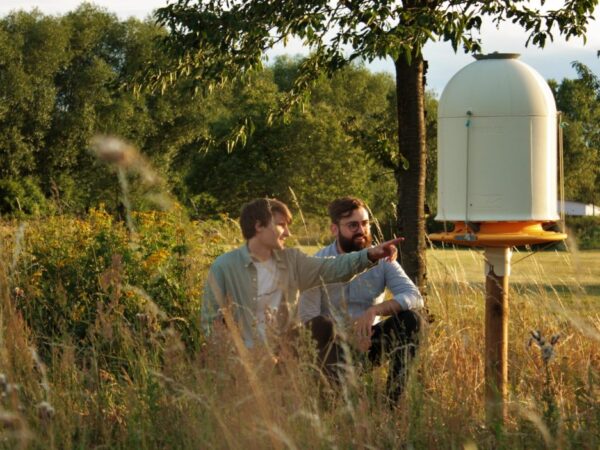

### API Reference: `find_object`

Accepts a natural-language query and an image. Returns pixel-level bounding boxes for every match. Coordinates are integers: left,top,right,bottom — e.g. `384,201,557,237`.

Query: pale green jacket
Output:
202,244,373,347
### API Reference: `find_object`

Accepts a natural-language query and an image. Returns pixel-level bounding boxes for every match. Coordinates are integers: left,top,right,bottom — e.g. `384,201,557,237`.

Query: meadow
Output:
0,210,599,449
1,6,599,448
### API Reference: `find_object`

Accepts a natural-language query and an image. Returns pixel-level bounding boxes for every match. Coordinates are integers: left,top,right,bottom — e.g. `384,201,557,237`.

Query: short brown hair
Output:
239,198,292,240
328,197,368,224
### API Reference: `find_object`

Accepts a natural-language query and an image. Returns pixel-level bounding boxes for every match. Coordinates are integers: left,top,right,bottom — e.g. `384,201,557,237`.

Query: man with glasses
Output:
299,197,423,403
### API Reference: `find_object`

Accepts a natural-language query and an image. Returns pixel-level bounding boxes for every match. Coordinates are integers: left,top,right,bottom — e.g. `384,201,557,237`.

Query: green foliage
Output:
11,207,239,365
0,11,69,179
0,6,215,215
0,177,48,216
566,216,600,249
182,61,400,219
153,1,597,96
551,62,600,205
0,7,406,222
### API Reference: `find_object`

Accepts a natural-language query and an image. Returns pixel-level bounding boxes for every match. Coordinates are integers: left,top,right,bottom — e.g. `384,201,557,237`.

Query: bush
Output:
566,216,600,249
0,177,49,217
10,206,241,367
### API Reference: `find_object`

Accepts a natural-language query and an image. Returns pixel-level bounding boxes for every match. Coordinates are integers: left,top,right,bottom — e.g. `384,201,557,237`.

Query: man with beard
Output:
298,197,423,403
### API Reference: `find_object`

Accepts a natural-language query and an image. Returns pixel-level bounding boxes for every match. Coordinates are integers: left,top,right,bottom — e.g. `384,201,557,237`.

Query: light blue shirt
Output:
298,241,423,325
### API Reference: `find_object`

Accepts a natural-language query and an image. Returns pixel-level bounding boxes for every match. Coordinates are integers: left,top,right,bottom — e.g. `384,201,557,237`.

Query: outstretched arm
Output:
295,237,404,292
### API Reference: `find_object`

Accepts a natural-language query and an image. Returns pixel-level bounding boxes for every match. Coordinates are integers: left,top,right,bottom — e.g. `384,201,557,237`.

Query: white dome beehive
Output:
436,54,559,222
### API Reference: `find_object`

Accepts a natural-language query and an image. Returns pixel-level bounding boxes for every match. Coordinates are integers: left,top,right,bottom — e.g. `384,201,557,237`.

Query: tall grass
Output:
0,138,598,448
2,210,599,448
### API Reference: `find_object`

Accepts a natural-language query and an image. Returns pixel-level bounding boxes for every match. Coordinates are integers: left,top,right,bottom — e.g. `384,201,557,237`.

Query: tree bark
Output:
394,54,428,293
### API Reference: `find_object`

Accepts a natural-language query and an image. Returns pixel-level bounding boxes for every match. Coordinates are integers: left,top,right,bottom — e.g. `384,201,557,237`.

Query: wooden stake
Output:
484,247,511,426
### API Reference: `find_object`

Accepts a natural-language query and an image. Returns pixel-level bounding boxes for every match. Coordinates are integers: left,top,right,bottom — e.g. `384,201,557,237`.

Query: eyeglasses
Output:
340,220,370,232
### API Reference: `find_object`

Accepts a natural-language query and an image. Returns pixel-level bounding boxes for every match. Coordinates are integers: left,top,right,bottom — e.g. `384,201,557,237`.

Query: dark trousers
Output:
306,310,421,403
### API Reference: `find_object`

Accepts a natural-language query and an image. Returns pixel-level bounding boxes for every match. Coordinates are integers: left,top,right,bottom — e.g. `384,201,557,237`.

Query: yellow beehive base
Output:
428,221,567,247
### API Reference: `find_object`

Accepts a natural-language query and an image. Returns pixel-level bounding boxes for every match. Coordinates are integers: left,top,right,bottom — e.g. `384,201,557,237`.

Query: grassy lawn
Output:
427,248,600,316
427,247,600,287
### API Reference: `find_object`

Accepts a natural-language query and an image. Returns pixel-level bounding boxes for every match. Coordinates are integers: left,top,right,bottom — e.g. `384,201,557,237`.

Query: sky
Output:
1,0,599,94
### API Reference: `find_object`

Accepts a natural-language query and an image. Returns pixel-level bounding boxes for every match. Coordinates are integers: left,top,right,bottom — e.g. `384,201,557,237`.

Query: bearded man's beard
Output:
337,231,372,253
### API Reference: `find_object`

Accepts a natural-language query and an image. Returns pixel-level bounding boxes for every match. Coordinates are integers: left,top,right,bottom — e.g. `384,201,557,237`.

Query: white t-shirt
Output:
254,258,283,341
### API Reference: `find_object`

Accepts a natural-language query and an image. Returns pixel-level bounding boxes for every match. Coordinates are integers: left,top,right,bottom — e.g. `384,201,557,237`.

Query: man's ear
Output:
255,220,264,234
330,222,338,237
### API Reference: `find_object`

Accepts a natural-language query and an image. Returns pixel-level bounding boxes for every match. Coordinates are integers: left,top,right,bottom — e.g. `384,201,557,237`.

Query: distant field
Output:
427,247,600,287
427,248,600,313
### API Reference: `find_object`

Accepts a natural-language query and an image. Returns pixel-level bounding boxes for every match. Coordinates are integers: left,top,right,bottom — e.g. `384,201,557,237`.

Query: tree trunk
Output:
394,54,428,293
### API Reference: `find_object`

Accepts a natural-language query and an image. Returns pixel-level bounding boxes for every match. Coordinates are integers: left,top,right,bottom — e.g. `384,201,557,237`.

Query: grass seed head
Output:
90,135,138,168
36,401,55,420
0,411,22,430
529,330,560,364
4,384,20,397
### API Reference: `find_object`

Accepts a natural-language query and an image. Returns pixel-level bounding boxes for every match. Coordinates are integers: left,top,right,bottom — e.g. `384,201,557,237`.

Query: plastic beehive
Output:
436,54,559,222
430,54,566,247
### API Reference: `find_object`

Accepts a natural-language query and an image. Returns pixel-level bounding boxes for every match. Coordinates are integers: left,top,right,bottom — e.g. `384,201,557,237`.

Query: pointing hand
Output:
367,237,404,263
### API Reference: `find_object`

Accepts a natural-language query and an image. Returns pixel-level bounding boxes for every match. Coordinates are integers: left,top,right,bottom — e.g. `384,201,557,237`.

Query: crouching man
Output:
202,197,404,350
298,197,424,403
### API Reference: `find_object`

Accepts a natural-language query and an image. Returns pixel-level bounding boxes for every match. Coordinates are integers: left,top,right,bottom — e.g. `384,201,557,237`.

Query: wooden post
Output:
484,247,511,426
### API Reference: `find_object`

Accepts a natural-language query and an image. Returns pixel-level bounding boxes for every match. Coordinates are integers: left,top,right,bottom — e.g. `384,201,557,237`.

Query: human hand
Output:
367,237,404,263
352,307,377,352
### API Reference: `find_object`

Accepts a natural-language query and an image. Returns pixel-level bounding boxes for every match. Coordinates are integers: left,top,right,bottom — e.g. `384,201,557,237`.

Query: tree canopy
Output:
0,3,598,237
0,7,407,222
152,0,598,94
151,0,598,290
551,62,600,206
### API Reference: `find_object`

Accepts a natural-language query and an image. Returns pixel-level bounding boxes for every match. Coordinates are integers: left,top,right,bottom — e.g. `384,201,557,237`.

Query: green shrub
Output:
566,216,600,249
0,177,48,217
11,206,241,368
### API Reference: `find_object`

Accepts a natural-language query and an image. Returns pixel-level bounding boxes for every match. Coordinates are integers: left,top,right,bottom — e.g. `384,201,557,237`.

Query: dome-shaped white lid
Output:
438,54,556,118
